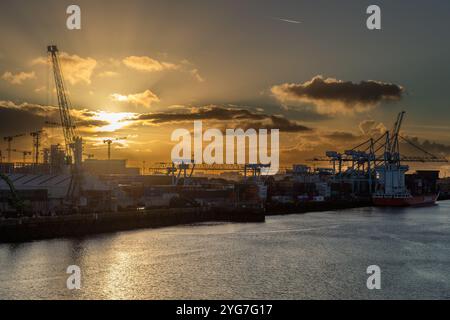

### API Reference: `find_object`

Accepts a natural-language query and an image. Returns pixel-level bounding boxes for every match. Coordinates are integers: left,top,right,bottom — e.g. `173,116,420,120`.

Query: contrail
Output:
273,17,302,24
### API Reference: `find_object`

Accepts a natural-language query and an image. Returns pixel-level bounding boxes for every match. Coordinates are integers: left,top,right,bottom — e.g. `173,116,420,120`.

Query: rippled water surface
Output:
1,202,450,299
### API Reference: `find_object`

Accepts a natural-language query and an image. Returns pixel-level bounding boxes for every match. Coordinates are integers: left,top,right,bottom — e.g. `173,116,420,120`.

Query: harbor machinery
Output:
309,111,448,206
3,133,25,163
2,130,44,165
10,149,32,163
371,112,445,206
30,130,43,164
103,137,127,160
47,45,83,206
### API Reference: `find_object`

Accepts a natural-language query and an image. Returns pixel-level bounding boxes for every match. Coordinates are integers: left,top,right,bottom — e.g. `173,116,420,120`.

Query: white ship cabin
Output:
375,164,410,196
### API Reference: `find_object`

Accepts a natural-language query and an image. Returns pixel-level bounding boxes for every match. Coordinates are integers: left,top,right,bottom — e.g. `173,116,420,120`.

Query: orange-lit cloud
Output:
90,111,136,132
190,68,205,82
97,71,119,78
32,52,97,85
123,56,204,82
34,86,46,93
110,90,160,108
123,56,178,72
359,119,387,136
2,71,36,85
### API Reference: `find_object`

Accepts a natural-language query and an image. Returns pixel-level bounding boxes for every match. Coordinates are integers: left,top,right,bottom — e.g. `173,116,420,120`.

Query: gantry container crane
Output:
308,111,448,195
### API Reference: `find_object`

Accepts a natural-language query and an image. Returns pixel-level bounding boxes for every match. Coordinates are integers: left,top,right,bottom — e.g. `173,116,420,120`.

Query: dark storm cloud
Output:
74,119,109,127
81,111,98,117
1,101,310,138
135,106,266,123
265,115,311,132
322,131,360,142
271,76,404,113
0,101,109,136
0,101,50,135
131,105,311,132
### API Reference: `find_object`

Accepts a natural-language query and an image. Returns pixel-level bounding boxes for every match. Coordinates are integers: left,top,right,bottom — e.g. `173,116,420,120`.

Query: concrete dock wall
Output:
0,207,265,243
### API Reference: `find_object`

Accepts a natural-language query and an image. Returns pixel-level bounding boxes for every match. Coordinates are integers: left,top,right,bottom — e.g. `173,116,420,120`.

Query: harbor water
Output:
1,201,450,299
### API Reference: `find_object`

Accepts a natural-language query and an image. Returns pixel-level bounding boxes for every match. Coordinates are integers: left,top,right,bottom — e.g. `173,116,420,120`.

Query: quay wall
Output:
0,207,264,243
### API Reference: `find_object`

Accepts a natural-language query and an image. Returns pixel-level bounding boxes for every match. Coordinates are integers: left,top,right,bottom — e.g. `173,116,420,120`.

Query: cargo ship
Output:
372,165,439,207
372,193,438,207
367,111,443,208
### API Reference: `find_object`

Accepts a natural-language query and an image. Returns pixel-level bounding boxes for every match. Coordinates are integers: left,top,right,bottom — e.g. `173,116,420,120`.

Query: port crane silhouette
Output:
308,111,448,193
47,45,83,205
30,130,43,164
103,137,127,160
310,111,448,166
2,133,25,163
10,149,32,163
2,130,45,165
148,162,275,185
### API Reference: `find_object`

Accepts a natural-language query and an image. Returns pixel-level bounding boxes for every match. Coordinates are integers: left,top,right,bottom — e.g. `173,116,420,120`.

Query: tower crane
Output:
30,130,44,164
10,149,32,163
3,133,25,162
103,137,127,160
47,45,83,205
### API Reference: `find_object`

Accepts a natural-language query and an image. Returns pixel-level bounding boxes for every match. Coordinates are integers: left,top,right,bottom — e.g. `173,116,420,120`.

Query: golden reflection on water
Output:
1,202,450,299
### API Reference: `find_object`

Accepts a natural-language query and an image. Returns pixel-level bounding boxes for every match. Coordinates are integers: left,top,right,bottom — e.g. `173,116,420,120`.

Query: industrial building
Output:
83,159,140,176
0,172,112,215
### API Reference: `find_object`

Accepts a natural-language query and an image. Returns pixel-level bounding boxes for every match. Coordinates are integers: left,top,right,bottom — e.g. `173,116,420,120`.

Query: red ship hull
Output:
372,194,438,207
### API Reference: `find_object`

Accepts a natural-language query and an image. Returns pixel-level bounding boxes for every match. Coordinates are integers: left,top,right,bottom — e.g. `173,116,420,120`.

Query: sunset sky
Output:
1,0,450,173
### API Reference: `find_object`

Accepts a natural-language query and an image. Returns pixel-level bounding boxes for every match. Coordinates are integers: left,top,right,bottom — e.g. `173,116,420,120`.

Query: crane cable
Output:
399,135,446,161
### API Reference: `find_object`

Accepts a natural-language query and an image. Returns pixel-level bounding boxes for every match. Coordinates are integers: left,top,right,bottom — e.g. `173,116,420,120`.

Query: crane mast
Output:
30,130,43,164
103,137,127,160
47,45,83,206
386,110,405,165
47,45,77,160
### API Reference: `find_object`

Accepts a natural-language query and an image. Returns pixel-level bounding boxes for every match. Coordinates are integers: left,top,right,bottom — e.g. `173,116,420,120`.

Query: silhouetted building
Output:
83,159,140,175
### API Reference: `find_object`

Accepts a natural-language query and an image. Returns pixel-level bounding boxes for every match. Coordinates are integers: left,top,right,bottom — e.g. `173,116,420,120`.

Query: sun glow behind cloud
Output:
92,111,136,132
